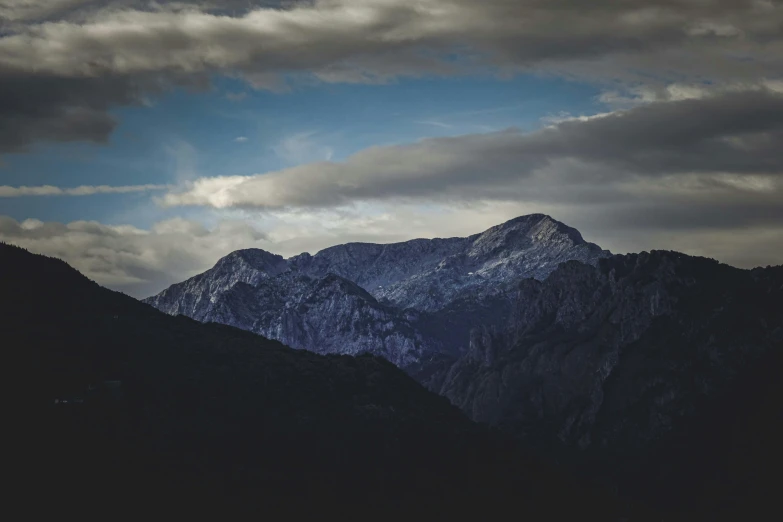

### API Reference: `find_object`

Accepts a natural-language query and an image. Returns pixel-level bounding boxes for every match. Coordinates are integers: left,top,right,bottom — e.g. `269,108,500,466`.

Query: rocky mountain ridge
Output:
144,214,610,369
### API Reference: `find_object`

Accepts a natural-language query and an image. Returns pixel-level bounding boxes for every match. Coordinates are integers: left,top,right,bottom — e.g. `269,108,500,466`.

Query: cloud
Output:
272,131,334,166
0,183,169,197
598,79,783,108
2,2,782,272
0,0,105,24
2,0,782,152
226,91,247,102
415,120,454,129
164,138,201,183
0,1,287,25
0,215,268,297
234,136,249,142
0,70,210,154
161,89,783,211
3,1,779,79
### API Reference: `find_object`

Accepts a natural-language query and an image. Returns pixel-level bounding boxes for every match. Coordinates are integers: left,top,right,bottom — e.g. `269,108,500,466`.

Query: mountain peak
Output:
493,214,586,243
218,247,281,264
468,214,594,260
215,248,288,276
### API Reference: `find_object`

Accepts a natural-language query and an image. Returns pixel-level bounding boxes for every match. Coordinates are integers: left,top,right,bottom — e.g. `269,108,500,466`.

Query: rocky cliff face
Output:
144,214,609,369
144,248,290,321
434,251,783,460
205,272,432,368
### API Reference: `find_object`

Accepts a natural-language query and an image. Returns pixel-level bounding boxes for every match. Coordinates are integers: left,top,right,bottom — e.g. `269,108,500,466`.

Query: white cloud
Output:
163,139,200,183
0,215,268,297
0,183,169,197
272,131,334,166
226,91,247,102
415,120,454,129
234,136,248,142
599,80,783,109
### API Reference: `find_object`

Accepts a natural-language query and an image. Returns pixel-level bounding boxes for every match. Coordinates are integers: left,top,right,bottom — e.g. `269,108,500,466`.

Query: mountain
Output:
433,250,783,518
9,239,781,518
291,214,608,311
4,242,631,517
145,214,610,369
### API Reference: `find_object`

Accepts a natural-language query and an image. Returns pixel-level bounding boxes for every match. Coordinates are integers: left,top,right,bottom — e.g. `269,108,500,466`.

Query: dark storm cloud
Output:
529,89,783,176
0,0,781,152
0,69,213,153
0,73,130,153
0,1,290,24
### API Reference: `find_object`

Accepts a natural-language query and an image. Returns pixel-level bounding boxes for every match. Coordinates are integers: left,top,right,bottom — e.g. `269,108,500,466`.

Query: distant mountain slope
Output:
4,242,628,517
205,272,432,367
144,214,609,368
433,250,783,518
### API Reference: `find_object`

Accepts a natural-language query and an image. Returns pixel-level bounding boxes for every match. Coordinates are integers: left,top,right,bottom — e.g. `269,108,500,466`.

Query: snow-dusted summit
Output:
144,214,610,369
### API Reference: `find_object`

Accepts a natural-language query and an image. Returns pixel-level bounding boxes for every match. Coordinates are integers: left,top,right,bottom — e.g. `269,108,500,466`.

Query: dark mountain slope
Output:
3,243,631,518
434,250,783,518
622,343,783,520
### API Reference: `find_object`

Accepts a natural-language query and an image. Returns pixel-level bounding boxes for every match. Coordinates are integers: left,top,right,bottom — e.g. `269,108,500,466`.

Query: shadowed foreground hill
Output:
3,243,630,518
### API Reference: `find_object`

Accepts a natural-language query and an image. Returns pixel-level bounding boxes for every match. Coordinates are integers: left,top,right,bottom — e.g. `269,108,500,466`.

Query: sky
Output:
1,0,782,298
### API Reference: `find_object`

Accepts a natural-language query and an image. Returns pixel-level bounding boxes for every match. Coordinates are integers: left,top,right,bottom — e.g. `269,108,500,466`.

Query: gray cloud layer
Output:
162,89,783,226
1,0,781,152
0,215,268,297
